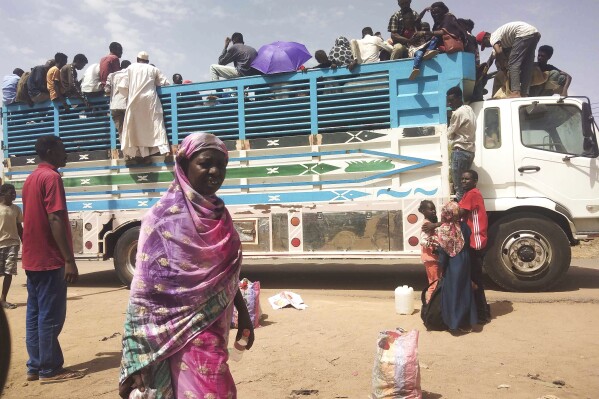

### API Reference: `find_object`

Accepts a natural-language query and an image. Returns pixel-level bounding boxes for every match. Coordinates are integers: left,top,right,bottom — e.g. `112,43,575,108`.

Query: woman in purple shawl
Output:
119,133,254,399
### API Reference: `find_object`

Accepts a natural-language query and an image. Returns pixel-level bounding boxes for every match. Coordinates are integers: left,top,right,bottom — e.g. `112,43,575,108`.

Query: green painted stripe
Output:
8,160,394,189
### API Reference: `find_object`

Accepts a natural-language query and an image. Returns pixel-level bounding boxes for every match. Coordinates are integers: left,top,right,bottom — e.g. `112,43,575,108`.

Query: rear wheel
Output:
113,226,140,287
485,214,571,292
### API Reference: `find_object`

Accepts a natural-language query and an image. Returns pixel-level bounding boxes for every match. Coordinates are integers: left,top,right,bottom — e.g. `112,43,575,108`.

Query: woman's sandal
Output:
39,368,85,383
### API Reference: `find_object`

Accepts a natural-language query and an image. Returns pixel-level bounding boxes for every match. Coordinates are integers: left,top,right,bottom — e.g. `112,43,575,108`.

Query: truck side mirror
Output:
581,102,594,138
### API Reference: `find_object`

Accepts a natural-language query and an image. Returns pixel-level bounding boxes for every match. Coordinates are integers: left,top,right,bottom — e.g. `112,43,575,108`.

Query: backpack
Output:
420,278,447,331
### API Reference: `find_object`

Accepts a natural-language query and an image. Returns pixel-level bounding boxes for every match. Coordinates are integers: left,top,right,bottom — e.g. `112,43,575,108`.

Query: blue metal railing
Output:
2,52,475,157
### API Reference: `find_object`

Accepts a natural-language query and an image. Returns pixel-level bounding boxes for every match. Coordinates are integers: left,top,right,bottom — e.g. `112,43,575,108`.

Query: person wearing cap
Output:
118,51,170,161
476,22,541,98
99,42,123,89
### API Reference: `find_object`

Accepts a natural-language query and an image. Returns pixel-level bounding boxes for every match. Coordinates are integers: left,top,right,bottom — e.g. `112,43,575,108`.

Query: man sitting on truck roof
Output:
529,45,572,97
476,22,541,98
387,0,421,60
60,54,90,108
210,32,258,81
350,26,393,66
446,86,476,202
46,52,70,111
27,59,55,104
2,68,24,106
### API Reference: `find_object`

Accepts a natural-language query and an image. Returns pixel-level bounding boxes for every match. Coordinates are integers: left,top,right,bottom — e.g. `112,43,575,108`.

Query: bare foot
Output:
508,91,521,98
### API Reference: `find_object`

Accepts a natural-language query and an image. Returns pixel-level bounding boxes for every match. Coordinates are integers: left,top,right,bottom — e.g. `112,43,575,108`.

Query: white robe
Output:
118,63,170,158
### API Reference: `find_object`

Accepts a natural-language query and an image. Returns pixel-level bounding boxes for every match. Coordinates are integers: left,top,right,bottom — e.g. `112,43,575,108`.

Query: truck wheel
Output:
114,226,140,287
485,214,570,292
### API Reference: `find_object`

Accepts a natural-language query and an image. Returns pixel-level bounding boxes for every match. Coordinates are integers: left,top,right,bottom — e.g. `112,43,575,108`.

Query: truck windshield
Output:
519,104,586,156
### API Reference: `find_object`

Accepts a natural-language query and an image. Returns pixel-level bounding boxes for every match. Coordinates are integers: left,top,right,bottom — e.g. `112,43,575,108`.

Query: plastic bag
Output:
231,278,262,329
371,328,421,399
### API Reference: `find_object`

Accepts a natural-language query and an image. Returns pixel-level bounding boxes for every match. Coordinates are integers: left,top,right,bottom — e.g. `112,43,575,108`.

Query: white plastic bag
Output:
371,328,421,399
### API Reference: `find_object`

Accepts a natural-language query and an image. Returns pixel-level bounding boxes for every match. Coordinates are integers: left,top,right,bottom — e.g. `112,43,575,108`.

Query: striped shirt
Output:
459,188,488,250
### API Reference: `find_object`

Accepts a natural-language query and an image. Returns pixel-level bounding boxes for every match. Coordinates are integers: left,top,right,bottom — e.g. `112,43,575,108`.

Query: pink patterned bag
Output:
371,328,422,399
231,278,262,329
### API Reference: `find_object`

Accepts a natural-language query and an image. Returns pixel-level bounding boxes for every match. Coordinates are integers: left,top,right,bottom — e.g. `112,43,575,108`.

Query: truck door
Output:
512,100,599,234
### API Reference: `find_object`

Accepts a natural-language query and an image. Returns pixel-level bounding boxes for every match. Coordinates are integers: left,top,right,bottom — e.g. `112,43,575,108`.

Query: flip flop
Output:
39,369,85,383
1,302,17,309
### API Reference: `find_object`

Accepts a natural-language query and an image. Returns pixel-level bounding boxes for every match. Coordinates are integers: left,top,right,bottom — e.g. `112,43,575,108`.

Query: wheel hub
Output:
501,231,552,276
517,245,536,262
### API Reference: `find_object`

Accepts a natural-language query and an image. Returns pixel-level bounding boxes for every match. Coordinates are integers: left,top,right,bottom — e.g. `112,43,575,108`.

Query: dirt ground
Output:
2,241,599,399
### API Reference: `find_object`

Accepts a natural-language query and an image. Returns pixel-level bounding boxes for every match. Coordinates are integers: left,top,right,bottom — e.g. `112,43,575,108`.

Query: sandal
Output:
26,374,39,381
39,368,85,383
1,301,17,309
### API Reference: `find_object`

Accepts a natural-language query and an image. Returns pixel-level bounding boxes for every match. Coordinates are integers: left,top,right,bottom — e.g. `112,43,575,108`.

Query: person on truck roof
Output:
118,51,170,160
60,53,90,108
387,0,421,60
446,85,476,202
476,21,541,98
2,68,24,105
105,59,132,143
100,42,123,88
27,59,55,104
46,52,70,111
529,45,572,96
210,32,258,81
350,26,393,66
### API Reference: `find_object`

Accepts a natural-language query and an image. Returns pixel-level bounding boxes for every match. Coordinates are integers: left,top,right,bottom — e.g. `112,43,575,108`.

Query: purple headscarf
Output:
120,133,241,393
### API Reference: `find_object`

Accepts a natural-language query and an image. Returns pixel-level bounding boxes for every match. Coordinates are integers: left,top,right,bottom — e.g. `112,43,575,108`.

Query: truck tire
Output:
485,214,570,292
114,226,140,287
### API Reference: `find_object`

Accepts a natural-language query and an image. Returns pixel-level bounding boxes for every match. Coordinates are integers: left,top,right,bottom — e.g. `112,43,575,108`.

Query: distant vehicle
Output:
2,53,598,291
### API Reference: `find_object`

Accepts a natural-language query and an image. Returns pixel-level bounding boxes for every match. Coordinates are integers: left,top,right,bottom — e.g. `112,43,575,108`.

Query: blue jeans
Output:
413,37,439,70
451,148,474,201
25,268,67,377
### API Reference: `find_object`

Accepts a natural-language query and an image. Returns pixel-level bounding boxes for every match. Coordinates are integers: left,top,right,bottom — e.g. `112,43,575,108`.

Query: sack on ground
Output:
231,278,262,329
371,328,422,399
420,279,447,331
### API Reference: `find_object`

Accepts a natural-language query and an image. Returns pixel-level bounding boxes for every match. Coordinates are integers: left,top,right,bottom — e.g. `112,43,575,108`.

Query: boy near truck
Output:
0,184,23,310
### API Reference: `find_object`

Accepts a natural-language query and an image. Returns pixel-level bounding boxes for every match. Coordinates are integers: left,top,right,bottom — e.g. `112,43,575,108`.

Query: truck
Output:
2,52,598,291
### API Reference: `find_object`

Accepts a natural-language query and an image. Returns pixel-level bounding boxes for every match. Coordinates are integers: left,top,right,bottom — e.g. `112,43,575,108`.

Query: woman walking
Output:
119,133,254,399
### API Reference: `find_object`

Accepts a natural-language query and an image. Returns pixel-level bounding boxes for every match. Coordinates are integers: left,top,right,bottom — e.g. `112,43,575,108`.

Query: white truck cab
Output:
471,96,599,291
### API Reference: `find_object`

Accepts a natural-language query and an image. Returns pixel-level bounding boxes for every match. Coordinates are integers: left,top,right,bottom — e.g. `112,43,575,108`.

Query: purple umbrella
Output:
251,41,312,74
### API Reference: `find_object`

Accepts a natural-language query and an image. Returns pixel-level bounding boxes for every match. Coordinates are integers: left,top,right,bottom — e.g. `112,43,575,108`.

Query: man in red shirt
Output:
21,135,83,382
99,42,123,88
459,169,491,323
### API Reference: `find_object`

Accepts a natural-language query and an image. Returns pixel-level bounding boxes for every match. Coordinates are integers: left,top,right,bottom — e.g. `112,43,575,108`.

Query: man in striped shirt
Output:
459,169,490,323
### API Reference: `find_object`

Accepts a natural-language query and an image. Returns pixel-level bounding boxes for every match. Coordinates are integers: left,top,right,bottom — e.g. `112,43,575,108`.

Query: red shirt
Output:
99,54,120,85
21,163,72,271
459,188,488,250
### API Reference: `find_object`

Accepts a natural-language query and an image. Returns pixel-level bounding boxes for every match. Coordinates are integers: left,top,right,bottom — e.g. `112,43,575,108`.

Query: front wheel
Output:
113,226,140,287
485,214,571,292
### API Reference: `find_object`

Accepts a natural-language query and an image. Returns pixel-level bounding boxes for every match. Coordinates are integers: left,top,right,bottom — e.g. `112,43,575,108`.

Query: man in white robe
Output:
118,51,170,159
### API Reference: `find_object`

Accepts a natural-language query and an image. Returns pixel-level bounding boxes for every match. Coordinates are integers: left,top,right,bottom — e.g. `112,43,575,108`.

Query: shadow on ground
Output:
76,268,124,289
241,263,497,292
242,262,599,294
68,351,121,376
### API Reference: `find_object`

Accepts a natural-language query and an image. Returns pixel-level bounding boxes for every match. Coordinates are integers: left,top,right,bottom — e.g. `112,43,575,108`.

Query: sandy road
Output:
1,256,598,399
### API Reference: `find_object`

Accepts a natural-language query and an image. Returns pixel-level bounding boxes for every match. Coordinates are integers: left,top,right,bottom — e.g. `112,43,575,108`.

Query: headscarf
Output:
329,36,354,66
436,201,465,257
431,2,466,43
120,133,241,394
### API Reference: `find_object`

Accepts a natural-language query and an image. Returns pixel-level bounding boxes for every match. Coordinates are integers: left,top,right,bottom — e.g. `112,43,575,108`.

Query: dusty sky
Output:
1,0,597,114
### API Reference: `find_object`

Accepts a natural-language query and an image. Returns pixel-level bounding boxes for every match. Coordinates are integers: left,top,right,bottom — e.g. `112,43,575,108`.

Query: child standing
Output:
0,184,23,309
418,200,441,302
